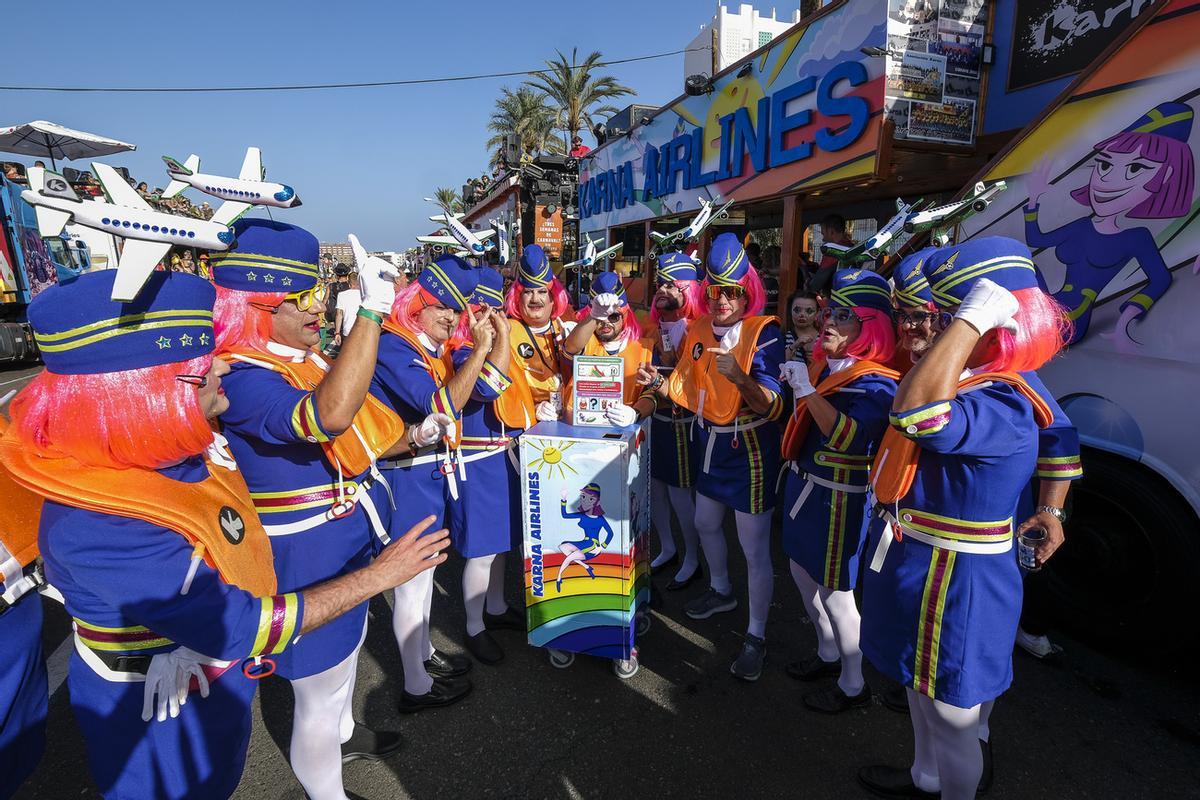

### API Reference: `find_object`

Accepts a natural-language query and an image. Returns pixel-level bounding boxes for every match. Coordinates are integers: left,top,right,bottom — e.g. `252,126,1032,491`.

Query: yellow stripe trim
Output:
892,402,951,428
36,308,214,342
251,597,274,656
1134,109,1192,133
36,317,214,353
209,251,318,270
425,262,469,307
1126,293,1154,311
268,594,299,655
900,508,1013,530
924,551,956,697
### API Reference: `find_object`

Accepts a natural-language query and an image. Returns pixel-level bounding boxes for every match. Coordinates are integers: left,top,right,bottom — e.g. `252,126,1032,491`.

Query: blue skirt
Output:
693,420,780,515
860,518,1023,708
447,447,519,558
69,656,257,799
0,596,47,799
780,468,871,591
383,456,450,537
649,414,699,488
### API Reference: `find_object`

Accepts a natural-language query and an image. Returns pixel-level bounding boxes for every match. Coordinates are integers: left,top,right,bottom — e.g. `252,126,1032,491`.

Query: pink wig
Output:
649,279,706,323
212,286,285,355
701,266,767,317
1070,130,1195,219
9,356,216,469
573,304,643,345
814,307,897,364
978,288,1072,373
503,277,572,322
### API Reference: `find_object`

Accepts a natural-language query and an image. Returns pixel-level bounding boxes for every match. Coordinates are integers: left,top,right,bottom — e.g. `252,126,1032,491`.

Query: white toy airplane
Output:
904,181,1007,245
21,164,239,301
564,234,623,269
161,147,300,222
649,195,735,254
415,198,494,257
820,197,929,265
490,218,511,265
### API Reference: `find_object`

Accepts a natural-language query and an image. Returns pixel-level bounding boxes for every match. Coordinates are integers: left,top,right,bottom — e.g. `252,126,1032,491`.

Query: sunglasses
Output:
176,373,208,388
818,307,865,326
897,310,954,330
248,283,329,314
704,284,746,301
599,312,623,324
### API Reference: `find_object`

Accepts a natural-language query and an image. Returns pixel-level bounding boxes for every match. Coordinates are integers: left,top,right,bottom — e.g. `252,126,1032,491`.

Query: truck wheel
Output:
1041,448,1200,652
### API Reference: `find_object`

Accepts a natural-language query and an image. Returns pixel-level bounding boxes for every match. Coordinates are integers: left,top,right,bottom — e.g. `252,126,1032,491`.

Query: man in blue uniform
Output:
0,529,47,800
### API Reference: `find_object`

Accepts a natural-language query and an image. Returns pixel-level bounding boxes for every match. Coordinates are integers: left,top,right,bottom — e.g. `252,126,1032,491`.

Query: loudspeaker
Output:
505,134,522,166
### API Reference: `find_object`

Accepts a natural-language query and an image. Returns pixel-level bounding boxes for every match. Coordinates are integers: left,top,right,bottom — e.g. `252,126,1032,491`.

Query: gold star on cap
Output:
246,271,257,281
263,274,275,284
281,276,293,287
155,336,172,349
199,333,211,346
179,334,194,347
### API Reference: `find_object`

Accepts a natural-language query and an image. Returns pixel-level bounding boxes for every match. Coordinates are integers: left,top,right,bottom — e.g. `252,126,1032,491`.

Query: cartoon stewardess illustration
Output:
1023,101,1196,346
556,483,615,592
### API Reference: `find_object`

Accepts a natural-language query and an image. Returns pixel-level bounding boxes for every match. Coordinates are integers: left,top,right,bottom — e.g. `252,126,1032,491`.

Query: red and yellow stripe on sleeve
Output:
429,386,455,417
291,393,332,443
891,402,952,438
249,593,301,657
1036,455,1083,480
826,413,859,452
479,360,512,393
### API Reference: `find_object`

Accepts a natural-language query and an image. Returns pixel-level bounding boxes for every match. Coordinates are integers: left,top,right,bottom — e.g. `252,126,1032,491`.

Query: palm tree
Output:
432,186,462,213
525,48,634,150
485,86,562,167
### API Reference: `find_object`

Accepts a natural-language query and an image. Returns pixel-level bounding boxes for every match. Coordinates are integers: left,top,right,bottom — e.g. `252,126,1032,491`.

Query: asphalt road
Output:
7,360,1200,800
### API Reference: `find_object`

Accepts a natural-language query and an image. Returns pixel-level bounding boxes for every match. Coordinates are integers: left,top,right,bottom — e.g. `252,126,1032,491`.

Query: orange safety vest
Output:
667,315,778,425
870,371,1054,505
0,416,40,577
381,321,462,446
225,347,407,477
565,336,653,409
0,432,277,596
780,360,902,459
495,317,568,429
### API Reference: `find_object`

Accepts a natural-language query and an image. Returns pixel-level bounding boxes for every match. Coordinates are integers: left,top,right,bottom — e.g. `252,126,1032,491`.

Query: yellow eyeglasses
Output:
285,284,329,311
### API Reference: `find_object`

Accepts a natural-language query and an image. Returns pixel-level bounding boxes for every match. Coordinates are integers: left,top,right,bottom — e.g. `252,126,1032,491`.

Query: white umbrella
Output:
0,120,136,170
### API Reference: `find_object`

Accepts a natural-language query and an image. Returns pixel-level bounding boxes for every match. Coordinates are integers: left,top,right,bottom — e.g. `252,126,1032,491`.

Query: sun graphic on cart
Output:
527,439,578,479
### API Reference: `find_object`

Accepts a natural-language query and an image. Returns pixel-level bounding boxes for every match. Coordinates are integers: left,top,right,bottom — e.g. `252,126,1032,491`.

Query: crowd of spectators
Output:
2,160,214,220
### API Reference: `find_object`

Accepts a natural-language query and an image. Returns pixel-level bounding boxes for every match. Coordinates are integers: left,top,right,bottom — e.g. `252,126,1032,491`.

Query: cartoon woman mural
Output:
1023,101,1196,346
556,483,615,592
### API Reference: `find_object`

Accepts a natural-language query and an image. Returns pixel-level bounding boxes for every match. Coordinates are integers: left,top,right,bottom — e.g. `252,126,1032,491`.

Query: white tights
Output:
694,492,774,638
392,567,435,694
908,689,987,800
650,478,701,582
288,639,361,800
462,553,510,637
788,562,864,695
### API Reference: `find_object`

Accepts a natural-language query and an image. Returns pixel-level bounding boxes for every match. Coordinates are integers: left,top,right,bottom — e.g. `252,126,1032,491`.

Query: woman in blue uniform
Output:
778,269,898,712
447,267,525,665
0,270,448,800
858,237,1069,800
641,233,785,681
556,483,616,590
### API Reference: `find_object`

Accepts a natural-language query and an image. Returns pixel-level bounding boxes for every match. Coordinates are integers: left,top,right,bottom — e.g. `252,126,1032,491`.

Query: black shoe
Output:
881,683,911,714
978,738,993,795
650,553,678,575
464,630,504,665
340,725,403,764
665,569,701,591
857,765,940,798
483,607,525,632
398,676,473,713
785,654,840,682
802,684,872,714
424,649,472,678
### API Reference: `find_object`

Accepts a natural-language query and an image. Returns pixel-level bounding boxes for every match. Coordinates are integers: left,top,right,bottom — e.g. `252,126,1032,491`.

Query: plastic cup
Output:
1018,527,1046,572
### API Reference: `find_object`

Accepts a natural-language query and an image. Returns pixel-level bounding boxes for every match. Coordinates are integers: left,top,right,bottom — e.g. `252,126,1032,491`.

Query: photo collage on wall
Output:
886,0,986,145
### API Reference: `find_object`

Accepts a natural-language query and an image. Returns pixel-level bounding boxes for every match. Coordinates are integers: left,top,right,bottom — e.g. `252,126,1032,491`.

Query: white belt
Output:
378,445,442,469
652,412,695,424
700,417,771,474
869,507,1012,573
784,462,869,520
73,632,232,684
262,478,389,543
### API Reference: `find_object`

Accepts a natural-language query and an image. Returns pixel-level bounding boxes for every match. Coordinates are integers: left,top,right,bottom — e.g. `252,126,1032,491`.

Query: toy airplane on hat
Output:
160,147,301,220
563,234,623,269
416,198,495,257
904,180,1007,246
648,195,734,256
821,197,930,266
21,164,240,301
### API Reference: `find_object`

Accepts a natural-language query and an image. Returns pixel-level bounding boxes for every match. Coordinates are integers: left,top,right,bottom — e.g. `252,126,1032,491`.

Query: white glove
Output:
349,234,400,316
535,401,559,422
780,362,816,398
589,293,621,321
411,413,455,448
954,277,1020,335
141,647,211,722
605,403,638,427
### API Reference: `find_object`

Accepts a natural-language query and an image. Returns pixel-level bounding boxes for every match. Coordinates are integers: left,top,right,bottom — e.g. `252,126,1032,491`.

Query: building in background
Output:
684,3,803,78
319,241,355,269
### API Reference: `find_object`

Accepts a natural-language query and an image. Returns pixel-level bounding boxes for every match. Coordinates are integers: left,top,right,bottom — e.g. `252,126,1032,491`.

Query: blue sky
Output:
1,1,797,249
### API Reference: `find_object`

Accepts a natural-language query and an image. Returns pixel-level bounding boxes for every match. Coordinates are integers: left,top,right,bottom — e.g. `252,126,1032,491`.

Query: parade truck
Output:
956,0,1200,650
0,172,98,363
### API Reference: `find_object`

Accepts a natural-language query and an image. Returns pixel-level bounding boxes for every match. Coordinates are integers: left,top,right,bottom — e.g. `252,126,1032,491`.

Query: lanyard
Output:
519,319,560,374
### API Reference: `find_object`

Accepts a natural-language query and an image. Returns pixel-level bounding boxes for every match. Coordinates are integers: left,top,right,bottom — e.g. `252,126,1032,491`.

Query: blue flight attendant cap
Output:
417,255,479,312
209,218,319,293
922,237,1039,308
581,482,601,495
656,251,700,283
29,270,215,375
588,271,627,307
706,232,750,286
1124,102,1193,141
471,267,505,309
829,269,894,314
518,244,553,287
892,247,938,309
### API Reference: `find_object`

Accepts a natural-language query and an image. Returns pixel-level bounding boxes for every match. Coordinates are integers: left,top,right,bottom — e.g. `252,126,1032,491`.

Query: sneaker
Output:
683,587,738,620
730,634,767,681
1015,629,1063,660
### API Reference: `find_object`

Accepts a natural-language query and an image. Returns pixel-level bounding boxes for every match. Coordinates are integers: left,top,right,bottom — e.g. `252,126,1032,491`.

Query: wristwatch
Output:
1036,505,1067,523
